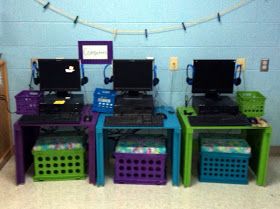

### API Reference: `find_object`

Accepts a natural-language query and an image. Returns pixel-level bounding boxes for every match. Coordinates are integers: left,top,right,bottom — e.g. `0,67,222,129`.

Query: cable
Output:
185,96,193,107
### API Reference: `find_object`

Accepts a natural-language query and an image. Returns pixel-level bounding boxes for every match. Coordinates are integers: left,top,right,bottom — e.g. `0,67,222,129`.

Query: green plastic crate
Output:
32,132,86,181
237,91,265,117
33,149,86,181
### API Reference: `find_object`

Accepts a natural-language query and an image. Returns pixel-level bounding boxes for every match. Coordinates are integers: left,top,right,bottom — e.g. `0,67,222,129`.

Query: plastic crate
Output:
32,132,86,181
114,153,167,185
33,149,86,181
15,90,42,115
199,152,250,184
237,91,266,117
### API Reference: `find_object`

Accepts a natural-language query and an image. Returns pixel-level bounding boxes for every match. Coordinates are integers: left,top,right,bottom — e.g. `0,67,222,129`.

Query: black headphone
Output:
153,64,159,86
103,64,113,84
32,61,40,85
80,63,88,85
234,64,242,86
186,64,194,85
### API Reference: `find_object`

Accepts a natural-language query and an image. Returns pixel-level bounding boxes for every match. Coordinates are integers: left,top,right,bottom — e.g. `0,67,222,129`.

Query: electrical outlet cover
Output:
169,57,178,70
236,58,246,71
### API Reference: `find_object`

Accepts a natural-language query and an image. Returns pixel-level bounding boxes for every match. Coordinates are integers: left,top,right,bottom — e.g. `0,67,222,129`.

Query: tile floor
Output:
0,156,279,209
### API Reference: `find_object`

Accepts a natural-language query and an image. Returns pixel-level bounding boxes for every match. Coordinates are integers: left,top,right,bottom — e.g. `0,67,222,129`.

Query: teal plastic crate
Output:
199,134,251,184
32,132,86,181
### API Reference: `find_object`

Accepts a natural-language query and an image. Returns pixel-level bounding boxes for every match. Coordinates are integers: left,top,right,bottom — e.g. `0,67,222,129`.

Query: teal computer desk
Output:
95,107,181,186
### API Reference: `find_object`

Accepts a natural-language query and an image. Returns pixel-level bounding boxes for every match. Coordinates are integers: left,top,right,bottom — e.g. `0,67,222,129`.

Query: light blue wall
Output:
1,0,279,144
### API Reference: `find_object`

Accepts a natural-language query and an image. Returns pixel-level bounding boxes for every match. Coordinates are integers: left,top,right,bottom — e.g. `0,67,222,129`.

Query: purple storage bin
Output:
114,153,167,185
15,90,42,115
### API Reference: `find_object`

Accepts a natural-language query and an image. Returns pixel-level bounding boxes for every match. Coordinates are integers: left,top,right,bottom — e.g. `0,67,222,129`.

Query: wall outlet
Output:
169,57,178,70
236,58,246,71
260,59,269,72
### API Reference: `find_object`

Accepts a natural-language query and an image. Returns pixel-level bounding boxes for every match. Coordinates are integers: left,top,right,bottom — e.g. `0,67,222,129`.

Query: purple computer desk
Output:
14,105,99,185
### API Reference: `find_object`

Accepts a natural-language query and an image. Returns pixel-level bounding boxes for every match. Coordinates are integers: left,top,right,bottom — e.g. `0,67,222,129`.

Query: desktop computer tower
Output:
192,96,239,115
39,94,84,113
114,95,154,115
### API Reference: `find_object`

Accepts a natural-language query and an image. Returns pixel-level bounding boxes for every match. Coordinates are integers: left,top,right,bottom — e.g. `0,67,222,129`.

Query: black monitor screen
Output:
192,59,236,94
113,59,153,91
38,59,81,92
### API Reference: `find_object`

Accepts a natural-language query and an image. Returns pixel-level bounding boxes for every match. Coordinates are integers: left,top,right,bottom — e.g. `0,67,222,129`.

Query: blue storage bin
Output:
199,134,251,184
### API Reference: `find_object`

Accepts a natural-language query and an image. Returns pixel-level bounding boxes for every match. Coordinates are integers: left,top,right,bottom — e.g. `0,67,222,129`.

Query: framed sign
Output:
78,41,113,64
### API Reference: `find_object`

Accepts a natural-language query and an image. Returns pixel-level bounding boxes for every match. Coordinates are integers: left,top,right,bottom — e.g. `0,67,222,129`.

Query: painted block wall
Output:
0,0,279,144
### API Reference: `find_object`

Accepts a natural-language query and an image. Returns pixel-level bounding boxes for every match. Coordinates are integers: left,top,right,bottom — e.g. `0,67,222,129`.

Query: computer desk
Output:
95,106,181,186
14,105,98,185
177,106,272,187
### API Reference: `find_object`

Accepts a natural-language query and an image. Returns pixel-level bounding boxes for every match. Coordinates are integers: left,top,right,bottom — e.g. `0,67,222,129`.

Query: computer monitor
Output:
38,59,81,96
192,59,236,98
113,59,153,93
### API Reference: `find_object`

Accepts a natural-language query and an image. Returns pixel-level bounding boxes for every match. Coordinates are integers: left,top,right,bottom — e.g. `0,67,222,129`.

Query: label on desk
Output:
53,100,65,104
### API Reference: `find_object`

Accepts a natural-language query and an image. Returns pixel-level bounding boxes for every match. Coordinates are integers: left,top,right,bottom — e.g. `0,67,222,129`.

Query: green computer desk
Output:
177,106,272,187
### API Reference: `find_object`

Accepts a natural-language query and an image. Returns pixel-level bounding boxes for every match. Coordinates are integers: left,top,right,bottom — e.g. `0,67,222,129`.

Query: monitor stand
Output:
192,94,239,115
114,91,154,115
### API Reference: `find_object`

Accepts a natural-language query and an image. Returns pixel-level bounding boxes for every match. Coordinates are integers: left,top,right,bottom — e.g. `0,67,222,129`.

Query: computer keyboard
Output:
19,112,81,124
104,114,164,127
188,114,251,126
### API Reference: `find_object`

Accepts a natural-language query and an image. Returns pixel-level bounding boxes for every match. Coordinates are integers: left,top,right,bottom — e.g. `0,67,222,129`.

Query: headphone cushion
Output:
81,77,88,85
186,77,192,85
104,77,110,84
34,77,40,85
235,78,241,86
153,78,159,86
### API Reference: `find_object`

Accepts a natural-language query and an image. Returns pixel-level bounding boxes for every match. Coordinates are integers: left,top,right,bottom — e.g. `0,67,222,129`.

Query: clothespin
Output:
217,12,221,23
182,22,186,31
145,29,148,38
43,2,50,9
74,16,79,24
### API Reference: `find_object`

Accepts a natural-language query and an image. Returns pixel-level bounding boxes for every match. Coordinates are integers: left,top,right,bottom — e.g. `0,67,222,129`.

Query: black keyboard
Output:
104,114,164,127
188,114,251,126
20,112,81,124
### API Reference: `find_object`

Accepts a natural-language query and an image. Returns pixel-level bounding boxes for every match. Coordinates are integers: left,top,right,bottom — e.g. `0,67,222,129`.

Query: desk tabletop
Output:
177,106,272,131
96,106,181,130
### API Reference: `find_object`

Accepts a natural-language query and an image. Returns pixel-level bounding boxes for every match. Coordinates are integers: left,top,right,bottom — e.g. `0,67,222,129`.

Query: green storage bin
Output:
32,132,86,181
237,91,265,117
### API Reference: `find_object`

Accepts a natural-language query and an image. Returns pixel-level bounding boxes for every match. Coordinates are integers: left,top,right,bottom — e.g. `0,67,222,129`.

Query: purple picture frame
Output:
78,41,113,64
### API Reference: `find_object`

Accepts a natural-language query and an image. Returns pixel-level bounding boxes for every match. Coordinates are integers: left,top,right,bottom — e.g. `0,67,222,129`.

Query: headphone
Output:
153,64,159,86
234,64,242,86
103,64,113,84
32,61,40,85
80,63,88,85
186,64,194,85
103,63,160,86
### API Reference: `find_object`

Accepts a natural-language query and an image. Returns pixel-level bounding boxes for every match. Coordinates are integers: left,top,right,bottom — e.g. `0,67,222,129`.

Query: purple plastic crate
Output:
114,153,167,185
15,90,42,115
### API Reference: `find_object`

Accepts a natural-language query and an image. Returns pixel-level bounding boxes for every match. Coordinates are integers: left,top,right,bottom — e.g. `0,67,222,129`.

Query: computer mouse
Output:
156,112,167,119
84,115,92,122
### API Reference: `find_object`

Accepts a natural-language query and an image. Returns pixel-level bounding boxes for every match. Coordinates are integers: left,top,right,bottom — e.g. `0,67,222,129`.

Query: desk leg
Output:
88,126,96,184
171,129,181,186
14,124,39,185
182,129,194,187
96,130,105,186
14,123,24,185
247,128,271,186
